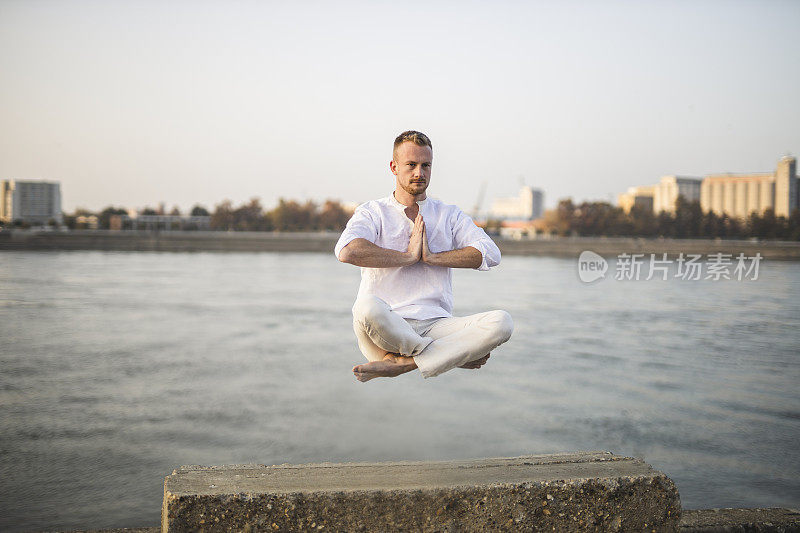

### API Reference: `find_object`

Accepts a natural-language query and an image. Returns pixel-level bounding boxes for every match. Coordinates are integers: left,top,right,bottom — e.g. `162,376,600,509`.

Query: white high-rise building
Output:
0,180,63,224
490,186,544,220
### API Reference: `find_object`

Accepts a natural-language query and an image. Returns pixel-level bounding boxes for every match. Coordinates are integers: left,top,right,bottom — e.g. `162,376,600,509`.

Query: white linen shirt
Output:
335,193,501,320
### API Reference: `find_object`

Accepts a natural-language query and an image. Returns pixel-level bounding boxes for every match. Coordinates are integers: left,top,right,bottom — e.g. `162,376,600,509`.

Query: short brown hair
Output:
393,130,432,159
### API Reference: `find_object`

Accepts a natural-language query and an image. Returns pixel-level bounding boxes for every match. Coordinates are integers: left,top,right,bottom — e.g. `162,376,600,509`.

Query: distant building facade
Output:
0,179,63,224
109,214,211,231
653,176,702,214
490,186,544,220
75,215,99,229
701,156,798,218
619,156,798,218
617,185,655,214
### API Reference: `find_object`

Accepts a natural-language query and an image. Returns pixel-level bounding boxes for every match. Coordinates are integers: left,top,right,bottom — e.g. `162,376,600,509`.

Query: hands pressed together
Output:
338,212,482,269
404,213,437,266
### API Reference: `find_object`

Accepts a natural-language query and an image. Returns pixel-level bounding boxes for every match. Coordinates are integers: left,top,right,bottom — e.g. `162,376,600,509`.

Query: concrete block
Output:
161,451,681,532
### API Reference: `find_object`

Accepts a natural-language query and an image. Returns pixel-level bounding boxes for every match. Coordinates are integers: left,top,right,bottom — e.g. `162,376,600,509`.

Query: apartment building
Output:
0,179,63,224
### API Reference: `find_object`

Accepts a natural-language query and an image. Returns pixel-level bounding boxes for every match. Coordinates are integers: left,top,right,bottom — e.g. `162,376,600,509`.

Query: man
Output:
335,131,513,381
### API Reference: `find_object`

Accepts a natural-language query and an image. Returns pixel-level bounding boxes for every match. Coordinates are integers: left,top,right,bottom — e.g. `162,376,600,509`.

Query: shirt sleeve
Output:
334,204,379,260
451,208,501,271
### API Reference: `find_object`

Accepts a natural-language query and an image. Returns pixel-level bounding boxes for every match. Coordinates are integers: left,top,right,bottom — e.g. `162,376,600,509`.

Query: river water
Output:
1,250,798,532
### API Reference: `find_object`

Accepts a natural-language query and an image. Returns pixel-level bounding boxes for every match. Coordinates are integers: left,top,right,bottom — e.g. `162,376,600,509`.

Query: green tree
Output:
232,198,270,231
629,204,658,237
573,201,621,236
674,196,703,238
190,205,210,216
717,214,743,238
210,200,235,230
317,200,352,231
788,208,800,240
755,208,778,239
656,211,675,238
98,206,128,229
211,199,272,231
701,210,719,237
270,199,317,231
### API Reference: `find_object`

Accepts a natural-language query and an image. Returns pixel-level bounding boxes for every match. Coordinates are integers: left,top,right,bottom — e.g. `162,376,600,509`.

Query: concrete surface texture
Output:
161,451,681,532
48,508,800,532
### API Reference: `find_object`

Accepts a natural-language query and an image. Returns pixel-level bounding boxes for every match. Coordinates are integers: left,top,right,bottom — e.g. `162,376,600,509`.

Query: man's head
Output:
390,130,433,200
392,130,432,160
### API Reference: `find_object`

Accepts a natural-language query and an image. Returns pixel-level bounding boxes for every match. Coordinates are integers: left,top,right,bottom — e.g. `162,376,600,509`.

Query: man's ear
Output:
389,159,398,176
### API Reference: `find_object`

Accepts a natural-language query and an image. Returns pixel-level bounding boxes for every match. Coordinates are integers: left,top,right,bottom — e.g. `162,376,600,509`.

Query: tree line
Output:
55,198,354,232
9,194,800,240
532,196,800,240
208,198,353,231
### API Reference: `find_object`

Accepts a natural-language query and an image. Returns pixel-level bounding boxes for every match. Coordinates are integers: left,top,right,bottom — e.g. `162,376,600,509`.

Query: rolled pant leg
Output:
413,310,514,378
352,296,433,362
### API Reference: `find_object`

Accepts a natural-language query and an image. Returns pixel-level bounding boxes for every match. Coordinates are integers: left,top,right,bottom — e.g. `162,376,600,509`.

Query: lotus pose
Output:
335,131,514,381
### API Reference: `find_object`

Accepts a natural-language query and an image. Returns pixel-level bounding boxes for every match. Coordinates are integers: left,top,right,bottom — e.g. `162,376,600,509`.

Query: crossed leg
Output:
350,296,513,381
353,352,492,382
412,311,513,378
350,296,429,382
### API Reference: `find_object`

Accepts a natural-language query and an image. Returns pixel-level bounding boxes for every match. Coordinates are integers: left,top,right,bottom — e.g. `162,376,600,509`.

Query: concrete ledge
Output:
48,509,800,532
680,508,800,532
161,451,681,532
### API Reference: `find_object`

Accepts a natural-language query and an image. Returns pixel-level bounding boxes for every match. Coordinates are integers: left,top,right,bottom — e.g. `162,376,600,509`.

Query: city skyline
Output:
1,1,798,214
5,153,798,223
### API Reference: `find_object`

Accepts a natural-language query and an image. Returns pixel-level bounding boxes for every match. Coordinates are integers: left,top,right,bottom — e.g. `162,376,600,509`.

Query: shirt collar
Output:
390,191,429,211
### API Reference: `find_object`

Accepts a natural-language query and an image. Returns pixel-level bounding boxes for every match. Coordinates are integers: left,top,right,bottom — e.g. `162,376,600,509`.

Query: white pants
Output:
352,296,514,379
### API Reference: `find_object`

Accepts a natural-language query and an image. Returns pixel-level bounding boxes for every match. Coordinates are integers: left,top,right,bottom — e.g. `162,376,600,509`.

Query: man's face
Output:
391,142,433,198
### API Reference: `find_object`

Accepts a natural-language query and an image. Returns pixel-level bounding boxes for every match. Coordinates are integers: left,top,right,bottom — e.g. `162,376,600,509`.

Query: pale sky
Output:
1,0,799,214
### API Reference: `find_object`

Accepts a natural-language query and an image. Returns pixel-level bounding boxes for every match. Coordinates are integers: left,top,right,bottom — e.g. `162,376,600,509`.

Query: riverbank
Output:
3,230,800,259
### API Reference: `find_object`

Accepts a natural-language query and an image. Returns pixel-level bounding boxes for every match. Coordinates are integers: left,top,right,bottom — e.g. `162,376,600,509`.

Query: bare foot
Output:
459,353,490,369
352,353,417,382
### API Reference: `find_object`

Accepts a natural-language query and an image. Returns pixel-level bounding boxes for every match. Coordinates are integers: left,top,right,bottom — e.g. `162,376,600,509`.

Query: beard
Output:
400,180,428,197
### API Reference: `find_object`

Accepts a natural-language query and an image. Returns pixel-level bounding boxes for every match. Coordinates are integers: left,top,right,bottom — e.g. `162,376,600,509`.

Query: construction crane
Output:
472,181,487,220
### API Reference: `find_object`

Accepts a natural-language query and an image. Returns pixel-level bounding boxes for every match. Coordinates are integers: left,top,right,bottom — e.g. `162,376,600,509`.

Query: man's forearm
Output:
424,246,483,268
338,238,417,268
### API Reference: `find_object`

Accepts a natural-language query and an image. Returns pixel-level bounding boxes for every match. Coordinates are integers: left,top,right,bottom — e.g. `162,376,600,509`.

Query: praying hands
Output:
338,213,482,270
